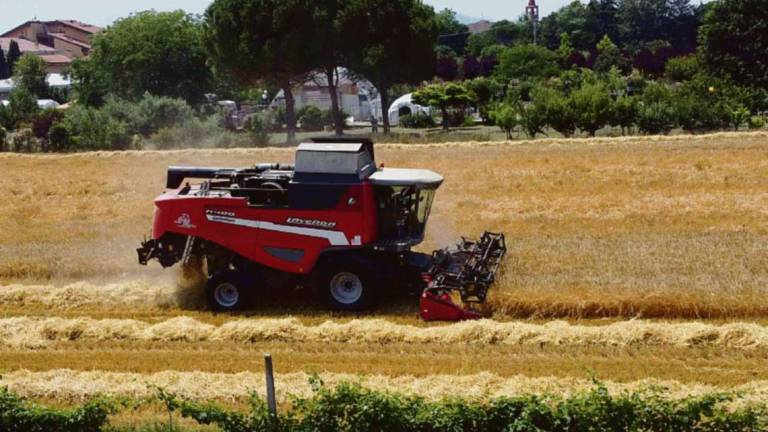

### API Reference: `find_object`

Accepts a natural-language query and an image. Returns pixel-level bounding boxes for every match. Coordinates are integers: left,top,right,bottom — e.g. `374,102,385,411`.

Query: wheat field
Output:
1,132,767,410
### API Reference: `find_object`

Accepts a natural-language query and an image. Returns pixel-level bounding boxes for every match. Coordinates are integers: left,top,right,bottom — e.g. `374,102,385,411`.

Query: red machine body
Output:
138,138,505,320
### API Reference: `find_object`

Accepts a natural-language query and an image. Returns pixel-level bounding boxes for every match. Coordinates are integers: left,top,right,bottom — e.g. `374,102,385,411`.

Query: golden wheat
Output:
3,369,768,404
1,132,767,319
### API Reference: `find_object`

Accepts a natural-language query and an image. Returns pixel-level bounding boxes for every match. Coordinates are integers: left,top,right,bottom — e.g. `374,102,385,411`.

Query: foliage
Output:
665,55,699,82
8,86,39,127
0,386,114,432
572,81,613,136
341,0,438,133
466,20,526,56
748,115,765,130
699,0,768,88
435,8,468,36
494,44,561,83
62,105,133,151
399,112,436,128
729,105,751,131
535,86,578,137
6,40,21,75
158,382,768,432
242,113,270,145
0,48,9,79
31,109,65,150
465,77,501,124
101,94,195,137
593,35,630,74
12,54,48,97
412,81,474,131
489,104,518,139
205,0,325,142
73,10,211,106
48,122,73,152
0,125,6,151
8,129,39,152
610,95,638,134
637,102,676,135
297,105,324,131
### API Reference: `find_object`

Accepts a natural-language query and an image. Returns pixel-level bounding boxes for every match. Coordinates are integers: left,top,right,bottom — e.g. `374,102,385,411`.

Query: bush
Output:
637,102,676,135
48,122,72,152
31,109,65,150
243,113,270,146
748,115,765,129
297,105,324,131
729,105,751,130
62,106,132,151
0,386,113,432
665,55,699,82
489,104,518,139
0,126,6,151
164,382,768,432
400,112,436,128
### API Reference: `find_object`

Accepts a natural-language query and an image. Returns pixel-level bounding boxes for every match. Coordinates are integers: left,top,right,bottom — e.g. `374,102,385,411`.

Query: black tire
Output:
206,270,250,312
313,255,380,311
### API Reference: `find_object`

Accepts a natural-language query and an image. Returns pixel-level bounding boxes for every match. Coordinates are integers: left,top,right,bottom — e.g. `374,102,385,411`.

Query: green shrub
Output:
48,122,72,152
729,105,751,130
572,82,612,136
297,105,324,131
748,115,765,129
489,104,518,139
243,113,270,146
610,96,638,135
31,109,65,151
0,126,6,151
63,105,132,151
665,55,699,82
637,102,676,135
0,386,113,432
163,382,768,432
400,112,436,128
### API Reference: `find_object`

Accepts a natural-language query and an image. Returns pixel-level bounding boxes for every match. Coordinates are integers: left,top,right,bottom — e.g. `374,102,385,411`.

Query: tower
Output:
525,0,540,45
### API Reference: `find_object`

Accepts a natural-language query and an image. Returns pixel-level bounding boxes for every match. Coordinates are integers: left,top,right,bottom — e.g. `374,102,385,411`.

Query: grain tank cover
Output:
295,142,376,180
369,168,444,189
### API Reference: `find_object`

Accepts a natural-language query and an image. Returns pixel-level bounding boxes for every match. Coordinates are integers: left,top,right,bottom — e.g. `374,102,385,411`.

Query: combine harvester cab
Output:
137,138,505,321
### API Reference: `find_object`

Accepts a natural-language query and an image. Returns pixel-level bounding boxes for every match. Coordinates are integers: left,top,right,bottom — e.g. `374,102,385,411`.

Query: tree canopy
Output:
72,10,211,106
699,0,768,88
13,54,48,97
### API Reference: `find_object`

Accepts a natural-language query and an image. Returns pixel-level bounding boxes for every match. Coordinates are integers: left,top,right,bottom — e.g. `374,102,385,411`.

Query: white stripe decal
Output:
206,215,350,246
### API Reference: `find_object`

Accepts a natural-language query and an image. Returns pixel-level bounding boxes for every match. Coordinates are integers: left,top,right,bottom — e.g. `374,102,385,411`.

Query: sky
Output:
0,0,570,33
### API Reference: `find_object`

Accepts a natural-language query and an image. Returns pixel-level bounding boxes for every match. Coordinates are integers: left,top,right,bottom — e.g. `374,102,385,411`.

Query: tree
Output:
535,86,577,137
610,95,638,134
699,0,768,88
205,0,319,143
572,81,612,136
73,11,211,106
617,0,698,52
309,0,348,136
494,45,561,83
412,82,474,131
593,35,630,74
585,0,620,44
489,104,518,139
13,54,48,97
465,77,500,124
466,20,526,56
344,0,438,134
435,8,467,35
8,86,39,126
540,1,596,50
664,55,698,82
0,48,9,79
6,40,21,75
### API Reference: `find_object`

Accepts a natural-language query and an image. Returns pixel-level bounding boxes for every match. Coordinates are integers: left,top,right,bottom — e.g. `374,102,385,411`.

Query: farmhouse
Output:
1,19,102,73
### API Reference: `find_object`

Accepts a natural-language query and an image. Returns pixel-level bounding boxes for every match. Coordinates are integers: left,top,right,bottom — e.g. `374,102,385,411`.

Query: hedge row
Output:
5,380,763,432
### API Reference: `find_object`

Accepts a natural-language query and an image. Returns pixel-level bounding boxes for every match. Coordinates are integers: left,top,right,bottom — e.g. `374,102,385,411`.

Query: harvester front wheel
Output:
206,270,250,311
314,256,379,311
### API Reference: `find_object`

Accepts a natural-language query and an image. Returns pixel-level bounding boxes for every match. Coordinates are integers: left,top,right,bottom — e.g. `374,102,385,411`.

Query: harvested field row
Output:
3,315,768,349
3,369,768,404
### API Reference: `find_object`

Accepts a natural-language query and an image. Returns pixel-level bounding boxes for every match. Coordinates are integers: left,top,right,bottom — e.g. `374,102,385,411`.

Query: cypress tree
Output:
7,40,21,75
0,48,9,79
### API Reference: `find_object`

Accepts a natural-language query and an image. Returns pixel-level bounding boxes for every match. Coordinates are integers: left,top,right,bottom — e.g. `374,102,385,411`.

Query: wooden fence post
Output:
265,353,278,423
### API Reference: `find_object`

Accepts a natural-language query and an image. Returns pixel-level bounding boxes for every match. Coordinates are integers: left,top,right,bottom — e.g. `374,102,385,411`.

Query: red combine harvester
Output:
137,138,505,321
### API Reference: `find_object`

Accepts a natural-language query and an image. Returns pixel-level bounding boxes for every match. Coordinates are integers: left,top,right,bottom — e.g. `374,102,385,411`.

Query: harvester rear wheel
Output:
206,270,250,311
314,256,379,311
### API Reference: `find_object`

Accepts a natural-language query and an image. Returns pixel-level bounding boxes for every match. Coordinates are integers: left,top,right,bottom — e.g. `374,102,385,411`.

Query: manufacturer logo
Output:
174,213,196,229
286,217,337,229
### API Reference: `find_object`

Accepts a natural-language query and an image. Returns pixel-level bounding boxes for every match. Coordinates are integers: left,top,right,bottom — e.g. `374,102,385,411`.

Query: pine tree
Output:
0,48,9,79
6,40,21,75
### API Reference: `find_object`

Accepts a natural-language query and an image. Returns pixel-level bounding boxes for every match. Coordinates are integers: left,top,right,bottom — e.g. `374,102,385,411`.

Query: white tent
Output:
387,93,431,126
